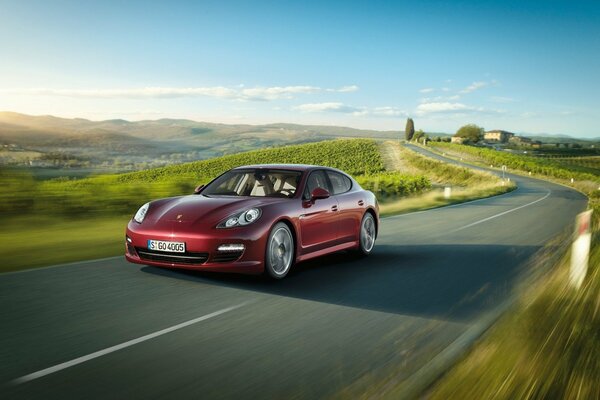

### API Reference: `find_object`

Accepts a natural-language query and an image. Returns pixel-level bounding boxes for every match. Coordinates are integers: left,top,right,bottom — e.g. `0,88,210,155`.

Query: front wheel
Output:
265,222,295,279
357,212,376,255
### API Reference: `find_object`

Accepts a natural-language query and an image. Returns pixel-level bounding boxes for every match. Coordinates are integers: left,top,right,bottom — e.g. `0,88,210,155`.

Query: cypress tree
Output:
405,118,415,141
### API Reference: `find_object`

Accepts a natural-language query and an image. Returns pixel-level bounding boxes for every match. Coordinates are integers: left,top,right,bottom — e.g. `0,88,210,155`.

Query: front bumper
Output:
125,220,267,274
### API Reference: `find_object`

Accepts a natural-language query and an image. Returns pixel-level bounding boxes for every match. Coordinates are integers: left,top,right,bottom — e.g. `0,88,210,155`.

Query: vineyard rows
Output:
2,139,431,216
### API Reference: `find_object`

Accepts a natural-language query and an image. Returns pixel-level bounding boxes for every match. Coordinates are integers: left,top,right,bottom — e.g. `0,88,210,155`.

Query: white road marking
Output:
12,302,250,385
451,190,551,233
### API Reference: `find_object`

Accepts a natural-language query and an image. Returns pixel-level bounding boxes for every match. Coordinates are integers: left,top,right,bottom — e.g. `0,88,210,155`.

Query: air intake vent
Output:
212,251,243,263
136,248,209,265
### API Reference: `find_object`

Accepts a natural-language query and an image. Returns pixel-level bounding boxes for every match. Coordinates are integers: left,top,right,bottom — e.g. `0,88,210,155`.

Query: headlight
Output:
133,202,150,224
217,208,262,228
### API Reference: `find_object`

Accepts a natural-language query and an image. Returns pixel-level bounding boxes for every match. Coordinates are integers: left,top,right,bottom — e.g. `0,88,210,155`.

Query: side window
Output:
326,171,352,195
304,170,329,199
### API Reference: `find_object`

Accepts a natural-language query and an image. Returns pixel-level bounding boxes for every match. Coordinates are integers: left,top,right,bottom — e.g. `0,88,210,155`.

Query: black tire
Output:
265,222,295,279
357,212,376,256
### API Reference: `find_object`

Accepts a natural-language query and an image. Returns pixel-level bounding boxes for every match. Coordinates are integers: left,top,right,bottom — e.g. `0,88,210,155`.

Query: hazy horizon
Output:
3,110,599,140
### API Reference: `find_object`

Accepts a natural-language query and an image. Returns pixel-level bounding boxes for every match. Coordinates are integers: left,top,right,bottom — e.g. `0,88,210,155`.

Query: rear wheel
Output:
265,222,294,279
357,212,376,255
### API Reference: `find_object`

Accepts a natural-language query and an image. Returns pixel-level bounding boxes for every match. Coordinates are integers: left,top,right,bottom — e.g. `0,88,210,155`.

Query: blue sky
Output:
1,0,599,137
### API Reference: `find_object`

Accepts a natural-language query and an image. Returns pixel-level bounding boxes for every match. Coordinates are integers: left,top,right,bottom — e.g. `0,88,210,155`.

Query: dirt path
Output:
379,140,412,172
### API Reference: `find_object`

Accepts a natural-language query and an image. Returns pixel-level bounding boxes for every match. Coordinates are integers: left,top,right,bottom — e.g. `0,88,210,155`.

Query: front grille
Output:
212,251,244,263
136,248,209,265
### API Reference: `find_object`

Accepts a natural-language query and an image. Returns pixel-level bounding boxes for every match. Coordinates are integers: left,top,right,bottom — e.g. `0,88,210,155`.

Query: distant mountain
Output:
514,131,599,143
0,111,402,174
0,111,401,143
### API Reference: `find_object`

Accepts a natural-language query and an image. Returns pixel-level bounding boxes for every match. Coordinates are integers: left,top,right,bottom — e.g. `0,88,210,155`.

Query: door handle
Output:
358,200,364,206
331,205,338,212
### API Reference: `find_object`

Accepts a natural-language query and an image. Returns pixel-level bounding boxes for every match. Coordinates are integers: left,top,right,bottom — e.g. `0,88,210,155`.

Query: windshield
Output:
202,169,303,198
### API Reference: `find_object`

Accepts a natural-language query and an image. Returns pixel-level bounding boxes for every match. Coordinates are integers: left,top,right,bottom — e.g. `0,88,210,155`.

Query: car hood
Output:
143,195,285,231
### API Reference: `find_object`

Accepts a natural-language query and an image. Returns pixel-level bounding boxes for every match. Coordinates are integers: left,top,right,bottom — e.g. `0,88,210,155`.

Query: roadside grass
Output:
378,183,514,217
428,205,599,399
0,215,130,273
376,141,516,216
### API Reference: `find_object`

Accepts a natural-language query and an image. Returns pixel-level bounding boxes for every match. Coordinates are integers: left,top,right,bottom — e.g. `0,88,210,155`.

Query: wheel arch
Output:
271,217,299,262
365,207,379,239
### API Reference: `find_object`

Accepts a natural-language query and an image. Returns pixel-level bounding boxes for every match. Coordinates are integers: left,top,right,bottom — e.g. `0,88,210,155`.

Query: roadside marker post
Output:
444,186,451,199
501,165,507,181
570,209,593,289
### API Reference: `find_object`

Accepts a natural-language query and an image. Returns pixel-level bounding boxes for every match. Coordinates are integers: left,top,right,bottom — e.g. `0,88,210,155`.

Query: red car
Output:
125,164,379,279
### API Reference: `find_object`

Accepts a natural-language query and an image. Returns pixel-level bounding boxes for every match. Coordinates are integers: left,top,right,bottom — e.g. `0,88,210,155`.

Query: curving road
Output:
0,146,587,399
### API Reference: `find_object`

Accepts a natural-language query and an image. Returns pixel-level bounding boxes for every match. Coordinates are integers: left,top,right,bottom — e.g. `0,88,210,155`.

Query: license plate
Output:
147,240,186,253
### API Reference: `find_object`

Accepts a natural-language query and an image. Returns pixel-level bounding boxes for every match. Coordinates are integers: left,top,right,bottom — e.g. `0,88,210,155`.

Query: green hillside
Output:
1,138,429,217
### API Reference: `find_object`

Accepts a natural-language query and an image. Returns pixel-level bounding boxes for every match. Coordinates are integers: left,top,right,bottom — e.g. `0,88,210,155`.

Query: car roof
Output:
233,164,320,172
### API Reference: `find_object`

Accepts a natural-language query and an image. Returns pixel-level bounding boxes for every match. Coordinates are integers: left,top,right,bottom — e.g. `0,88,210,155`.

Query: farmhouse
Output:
484,130,514,143
509,136,542,148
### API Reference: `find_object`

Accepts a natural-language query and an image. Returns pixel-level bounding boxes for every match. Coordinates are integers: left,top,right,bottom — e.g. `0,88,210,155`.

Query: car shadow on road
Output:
141,243,543,323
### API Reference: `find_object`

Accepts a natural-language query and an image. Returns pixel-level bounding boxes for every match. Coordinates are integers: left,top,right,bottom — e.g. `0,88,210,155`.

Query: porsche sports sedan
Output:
125,164,379,279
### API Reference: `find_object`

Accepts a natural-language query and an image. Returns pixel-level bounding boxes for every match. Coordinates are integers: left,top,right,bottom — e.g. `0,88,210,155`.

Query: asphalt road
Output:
0,147,588,399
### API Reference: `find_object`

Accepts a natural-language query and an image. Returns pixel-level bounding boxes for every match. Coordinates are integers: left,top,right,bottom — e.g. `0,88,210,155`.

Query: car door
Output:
326,170,363,244
298,170,340,253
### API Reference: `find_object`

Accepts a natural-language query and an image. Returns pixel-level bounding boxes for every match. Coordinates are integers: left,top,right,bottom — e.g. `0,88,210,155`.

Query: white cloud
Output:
459,81,488,94
294,103,405,118
416,102,472,115
294,102,362,114
490,96,516,103
416,102,503,116
419,88,435,93
6,87,241,99
420,95,460,103
4,84,359,101
371,106,407,117
335,85,359,93
241,86,321,100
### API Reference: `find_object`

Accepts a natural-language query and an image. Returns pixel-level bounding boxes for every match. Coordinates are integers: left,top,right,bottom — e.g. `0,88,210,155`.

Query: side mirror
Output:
193,184,205,194
310,187,330,201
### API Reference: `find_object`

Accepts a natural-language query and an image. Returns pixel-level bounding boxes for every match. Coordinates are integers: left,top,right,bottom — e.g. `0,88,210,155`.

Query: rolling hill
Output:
0,112,402,175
